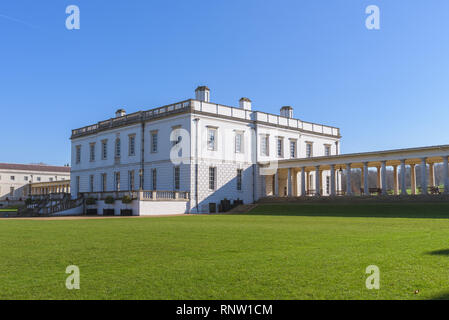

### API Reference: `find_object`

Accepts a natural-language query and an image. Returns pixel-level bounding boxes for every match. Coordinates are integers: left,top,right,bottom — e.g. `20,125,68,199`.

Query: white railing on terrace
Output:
72,99,340,138
81,190,190,201
190,100,340,137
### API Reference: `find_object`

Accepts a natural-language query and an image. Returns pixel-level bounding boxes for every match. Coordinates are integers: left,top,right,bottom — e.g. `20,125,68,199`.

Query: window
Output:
115,138,121,158
37,177,41,182
326,176,330,195
49,178,53,182
174,167,180,190
90,143,96,162
207,128,217,151
101,173,107,192
75,176,80,197
10,187,14,197
24,176,28,181
306,143,313,158
325,145,331,157
152,169,157,190
237,169,243,191
128,170,135,191
129,135,136,156
260,135,269,156
101,140,108,160
114,172,120,191
89,175,94,192
172,127,182,146
151,131,158,153
209,167,216,190
290,140,297,158
235,132,243,153
277,138,284,157
76,145,81,164
10,176,15,181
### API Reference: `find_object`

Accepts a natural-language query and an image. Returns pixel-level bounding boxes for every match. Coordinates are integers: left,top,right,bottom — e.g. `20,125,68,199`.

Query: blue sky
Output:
1,0,449,165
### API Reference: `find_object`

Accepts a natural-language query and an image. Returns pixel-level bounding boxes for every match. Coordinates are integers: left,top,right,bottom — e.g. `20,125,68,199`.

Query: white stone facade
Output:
0,164,70,201
70,87,341,214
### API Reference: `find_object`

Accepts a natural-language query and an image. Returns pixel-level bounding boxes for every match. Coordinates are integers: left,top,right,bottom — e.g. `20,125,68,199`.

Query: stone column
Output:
381,161,388,195
363,162,369,196
443,156,449,195
393,165,399,195
306,171,310,194
421,158,428,195
376,166,382,189
287,168,293,197
410,164,416,195
346,163,352,195
315,166,321,196
301,167,306,196
274,171,279,197
429,163,435,187
400,159,407,195
330,164,336,196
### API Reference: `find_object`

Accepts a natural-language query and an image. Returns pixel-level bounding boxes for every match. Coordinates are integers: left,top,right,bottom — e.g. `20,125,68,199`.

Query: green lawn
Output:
1,203,449,300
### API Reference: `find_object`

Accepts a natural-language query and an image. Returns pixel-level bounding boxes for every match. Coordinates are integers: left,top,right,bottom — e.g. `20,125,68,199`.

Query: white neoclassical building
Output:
0,163,70,201
70,86,341,214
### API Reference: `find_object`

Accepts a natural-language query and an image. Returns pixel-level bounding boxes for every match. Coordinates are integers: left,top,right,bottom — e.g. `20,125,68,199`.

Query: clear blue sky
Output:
1,0,449,165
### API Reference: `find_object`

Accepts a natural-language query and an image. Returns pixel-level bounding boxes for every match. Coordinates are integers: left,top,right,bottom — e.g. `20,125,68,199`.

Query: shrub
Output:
25,198,33,206
104,196,115,204
86,197,97,205
121,195,132,204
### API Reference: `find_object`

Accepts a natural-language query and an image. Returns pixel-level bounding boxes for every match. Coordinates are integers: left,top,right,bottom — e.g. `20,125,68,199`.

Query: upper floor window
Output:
260,135,269,156
207,128,217,151
306,143,313,158
37,177,41,182
277,137,284,157
290,140,297,158
76,145,81,164
10,176,15,181
235,132,244,153
129,134,136,156
115,138,121,158
151,131,158,153
49,178,53,182
325,145,331,157
101,140,108,160
24,176,28,181
90,143,96,162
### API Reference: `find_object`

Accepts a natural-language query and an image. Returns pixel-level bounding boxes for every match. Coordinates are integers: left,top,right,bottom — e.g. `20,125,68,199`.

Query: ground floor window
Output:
89,175,94,192
101,173,107,192
152,169,157,190
326,176,330,195
174,167,180,190
236,169,243,191
114,172,120,191
128,170,135,191
209,167,216,190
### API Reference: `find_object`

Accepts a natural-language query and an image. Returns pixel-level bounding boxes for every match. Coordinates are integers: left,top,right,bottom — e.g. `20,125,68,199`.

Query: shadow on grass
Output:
428,292,449,300
244,203,449,219
426,249,449,256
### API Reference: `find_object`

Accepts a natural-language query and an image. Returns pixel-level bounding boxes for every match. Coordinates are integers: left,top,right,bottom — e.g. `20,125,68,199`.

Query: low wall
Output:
53,205,84,216
259,195,449,204
92,200,189,216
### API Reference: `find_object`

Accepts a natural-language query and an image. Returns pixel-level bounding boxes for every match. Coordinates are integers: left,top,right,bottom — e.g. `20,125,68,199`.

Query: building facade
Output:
0,163,70,201
70,87,341,213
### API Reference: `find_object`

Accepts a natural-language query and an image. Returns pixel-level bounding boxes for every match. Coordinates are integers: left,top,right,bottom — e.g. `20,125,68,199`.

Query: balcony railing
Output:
81,190,190,201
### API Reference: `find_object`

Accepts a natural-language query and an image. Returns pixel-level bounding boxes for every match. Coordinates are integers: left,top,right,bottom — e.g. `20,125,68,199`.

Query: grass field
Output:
1,202,449,300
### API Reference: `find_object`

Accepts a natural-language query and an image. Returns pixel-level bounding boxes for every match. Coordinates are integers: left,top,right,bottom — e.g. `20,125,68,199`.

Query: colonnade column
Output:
363,162,369,196
421,158,428,195
330,164,336,196
315,166,321,196
444,156,449,195
429,163,435,187
410,164,416,195
400,159,407,196
393,165,399,195
274,171,279,197
301,167,306,196
376,166,382,189
346,163,352,196
381,161,387,195
287,168,293,197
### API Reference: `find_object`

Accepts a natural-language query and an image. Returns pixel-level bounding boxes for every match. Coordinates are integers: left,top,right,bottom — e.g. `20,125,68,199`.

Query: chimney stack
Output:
280,106,293,118
195,86,210,102
115,108,126,117
239,97,252,111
